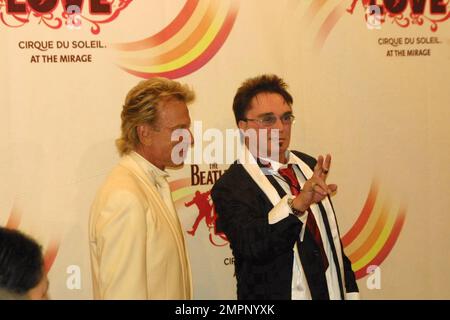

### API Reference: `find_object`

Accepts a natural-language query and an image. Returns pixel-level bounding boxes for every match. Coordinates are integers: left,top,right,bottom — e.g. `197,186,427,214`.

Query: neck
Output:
243,140,288,164
279,152,288,164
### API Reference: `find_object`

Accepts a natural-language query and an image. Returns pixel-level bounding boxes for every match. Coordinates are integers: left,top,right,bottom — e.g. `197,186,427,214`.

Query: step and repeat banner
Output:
0,0,449,299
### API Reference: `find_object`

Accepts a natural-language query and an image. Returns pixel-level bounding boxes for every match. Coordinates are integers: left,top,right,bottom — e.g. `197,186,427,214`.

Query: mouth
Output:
267,138,286,148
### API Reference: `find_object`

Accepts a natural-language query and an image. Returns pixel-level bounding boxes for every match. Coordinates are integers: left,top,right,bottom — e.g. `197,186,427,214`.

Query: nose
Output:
272,117,284,132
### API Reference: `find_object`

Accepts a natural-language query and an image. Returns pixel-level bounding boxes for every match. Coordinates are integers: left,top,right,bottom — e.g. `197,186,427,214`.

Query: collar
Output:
259,150,297,172
129,151,169,186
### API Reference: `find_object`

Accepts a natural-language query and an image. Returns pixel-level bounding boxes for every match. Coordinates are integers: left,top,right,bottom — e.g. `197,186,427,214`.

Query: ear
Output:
137,124,152,146
238,120,248,131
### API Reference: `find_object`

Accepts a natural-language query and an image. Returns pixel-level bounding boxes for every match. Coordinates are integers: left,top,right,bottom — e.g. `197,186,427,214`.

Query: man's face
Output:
139,98,193,169
238,92,293,162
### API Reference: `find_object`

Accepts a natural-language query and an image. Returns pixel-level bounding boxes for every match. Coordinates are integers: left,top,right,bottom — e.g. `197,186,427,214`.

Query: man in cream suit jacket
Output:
89,78,195,299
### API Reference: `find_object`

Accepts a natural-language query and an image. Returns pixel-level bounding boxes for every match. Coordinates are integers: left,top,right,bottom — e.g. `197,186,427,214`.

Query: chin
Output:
168,160,186,169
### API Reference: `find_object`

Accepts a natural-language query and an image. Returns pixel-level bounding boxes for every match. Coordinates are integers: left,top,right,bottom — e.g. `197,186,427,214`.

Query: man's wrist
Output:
287,197,306,216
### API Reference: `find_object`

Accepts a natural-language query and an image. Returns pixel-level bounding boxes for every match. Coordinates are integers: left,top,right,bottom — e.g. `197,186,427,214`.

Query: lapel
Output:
238,146,283,206
119,155,192,298
238,146,347,297
118,155,186,253
290,152,346,298
120,155,180,234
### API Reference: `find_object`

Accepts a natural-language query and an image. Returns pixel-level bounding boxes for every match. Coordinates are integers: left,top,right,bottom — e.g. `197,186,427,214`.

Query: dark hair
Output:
0,227,44,294
232,74,294,125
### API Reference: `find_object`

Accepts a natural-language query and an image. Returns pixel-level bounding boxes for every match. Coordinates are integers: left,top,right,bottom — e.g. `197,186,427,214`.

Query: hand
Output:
292,154,337,212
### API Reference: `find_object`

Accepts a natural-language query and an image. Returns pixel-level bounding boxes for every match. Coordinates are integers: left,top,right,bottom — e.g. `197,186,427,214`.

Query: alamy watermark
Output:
66,5,82,30
66,265,81,290
170,121,281,167
366,5,382,30
366,265,382,290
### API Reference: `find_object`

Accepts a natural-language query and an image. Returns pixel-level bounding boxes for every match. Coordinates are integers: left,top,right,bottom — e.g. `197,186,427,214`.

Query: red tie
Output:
278,164,329,270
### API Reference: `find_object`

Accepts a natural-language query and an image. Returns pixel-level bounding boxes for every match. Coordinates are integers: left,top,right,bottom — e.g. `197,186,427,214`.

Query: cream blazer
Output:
89,155,192,299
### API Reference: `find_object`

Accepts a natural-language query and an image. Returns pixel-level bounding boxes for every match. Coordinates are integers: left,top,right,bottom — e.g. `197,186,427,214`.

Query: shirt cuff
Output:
268,195,291,224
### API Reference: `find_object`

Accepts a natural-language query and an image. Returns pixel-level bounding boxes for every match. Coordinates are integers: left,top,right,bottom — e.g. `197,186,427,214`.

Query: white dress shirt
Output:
130,152,176,215
261,153,343,300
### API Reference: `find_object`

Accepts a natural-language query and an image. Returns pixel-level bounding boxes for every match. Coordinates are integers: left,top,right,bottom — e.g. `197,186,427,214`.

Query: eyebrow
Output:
256,111,293,117
255,112,275,117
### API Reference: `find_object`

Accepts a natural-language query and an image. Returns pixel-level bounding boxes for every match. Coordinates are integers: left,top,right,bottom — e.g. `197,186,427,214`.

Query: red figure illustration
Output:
209,204,228,246
185,190,214,236
185,190,228,246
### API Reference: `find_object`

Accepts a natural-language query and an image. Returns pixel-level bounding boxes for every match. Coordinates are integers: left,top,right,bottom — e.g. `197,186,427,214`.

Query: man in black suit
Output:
211,74,359,300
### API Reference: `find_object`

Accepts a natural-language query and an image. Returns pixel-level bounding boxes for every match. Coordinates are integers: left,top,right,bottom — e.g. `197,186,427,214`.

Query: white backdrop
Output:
0,0,449,299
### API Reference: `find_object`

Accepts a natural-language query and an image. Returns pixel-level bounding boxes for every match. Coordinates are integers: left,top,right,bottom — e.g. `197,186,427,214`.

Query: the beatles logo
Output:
347,0,449,31
184,190,228,247
0,0,132,34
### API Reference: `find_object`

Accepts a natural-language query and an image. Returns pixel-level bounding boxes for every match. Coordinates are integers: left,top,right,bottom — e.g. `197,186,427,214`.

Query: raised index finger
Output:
323,154,331,173
314,155,324,176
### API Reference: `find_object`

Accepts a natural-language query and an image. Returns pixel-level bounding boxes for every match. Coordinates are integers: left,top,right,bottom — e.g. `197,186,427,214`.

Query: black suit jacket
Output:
211,151,358,300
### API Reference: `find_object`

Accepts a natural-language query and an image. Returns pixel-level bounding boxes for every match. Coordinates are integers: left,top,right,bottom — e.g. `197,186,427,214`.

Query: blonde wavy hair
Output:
116,77,195,156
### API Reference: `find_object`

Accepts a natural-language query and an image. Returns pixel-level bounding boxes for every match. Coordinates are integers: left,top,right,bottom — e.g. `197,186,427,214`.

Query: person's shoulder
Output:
90,163,148,221
101,161,136,187
212,161,247,191
94,158,147,201
291,150,317,169
215,161,245,182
